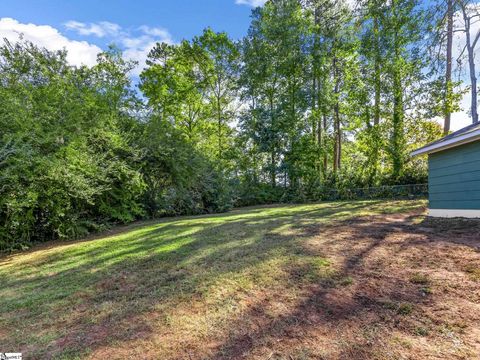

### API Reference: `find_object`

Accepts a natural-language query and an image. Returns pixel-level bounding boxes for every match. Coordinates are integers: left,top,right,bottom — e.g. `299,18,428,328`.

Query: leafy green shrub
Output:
0,42,146,251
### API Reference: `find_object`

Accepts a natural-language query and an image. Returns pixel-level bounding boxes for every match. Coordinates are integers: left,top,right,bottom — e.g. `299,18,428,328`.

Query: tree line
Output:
0,0,476,250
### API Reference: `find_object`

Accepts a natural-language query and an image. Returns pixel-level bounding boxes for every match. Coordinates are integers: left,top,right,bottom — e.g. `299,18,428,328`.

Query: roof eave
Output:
411,129,480,157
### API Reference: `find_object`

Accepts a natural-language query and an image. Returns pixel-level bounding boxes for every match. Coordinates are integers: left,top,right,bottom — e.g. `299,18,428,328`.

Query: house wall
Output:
428,140,480,216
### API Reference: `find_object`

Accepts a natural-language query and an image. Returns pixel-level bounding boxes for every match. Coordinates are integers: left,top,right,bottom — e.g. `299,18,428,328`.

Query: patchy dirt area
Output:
262,216,477,359
1,201,479,359
193,212,480,360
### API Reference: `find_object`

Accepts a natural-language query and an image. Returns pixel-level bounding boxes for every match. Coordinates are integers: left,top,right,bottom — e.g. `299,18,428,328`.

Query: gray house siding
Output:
428,140,480,210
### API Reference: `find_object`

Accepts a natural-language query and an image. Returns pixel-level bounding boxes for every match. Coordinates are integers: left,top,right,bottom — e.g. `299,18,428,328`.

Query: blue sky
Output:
0,0,259,44
0,0,265,75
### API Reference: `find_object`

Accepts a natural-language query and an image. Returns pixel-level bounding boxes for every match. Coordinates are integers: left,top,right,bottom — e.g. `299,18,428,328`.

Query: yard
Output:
1,200,480,359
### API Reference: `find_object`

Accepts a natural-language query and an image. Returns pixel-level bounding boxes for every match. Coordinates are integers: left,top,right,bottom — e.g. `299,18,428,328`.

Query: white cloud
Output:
235,0,267,7
122,37,163,76
0,17,101,67
138,25,172,40
451,96,473,131
64,20,121,38
0,17,174,77
123,41,158,76
63,20,173,75
122,27,173,76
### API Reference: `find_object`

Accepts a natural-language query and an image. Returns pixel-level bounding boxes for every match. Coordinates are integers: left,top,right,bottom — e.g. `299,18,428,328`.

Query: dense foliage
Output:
1,0,459,250
0,42,231,250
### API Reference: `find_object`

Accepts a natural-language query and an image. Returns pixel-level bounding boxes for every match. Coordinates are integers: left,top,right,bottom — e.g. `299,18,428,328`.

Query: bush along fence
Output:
321,183,428,201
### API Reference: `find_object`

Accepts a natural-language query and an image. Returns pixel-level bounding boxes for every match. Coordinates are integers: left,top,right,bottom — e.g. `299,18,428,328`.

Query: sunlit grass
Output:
0,200,426,359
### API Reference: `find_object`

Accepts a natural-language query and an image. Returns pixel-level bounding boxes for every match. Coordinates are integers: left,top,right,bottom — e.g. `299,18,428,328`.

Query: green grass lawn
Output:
2,200,479,359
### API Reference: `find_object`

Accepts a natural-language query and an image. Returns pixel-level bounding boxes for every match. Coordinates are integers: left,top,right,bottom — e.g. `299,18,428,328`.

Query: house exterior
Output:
412,123,480,218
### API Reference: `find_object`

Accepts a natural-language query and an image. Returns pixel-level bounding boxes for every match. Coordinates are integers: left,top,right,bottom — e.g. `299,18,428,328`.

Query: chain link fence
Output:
322,183,428,201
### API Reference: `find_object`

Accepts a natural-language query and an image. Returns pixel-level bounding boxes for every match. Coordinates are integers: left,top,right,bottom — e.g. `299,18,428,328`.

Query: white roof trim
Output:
411,128,480,156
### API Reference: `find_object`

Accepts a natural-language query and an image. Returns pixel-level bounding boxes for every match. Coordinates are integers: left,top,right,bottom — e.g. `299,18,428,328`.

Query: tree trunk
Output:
313,5,323,179
269,95,276,187
312,75,317,141
217,96,223,159
270,151,276,187
312,6,318,143
462,3,479,124
374,15,381,126
333,105,341,173
252,95,258,185
444,0,453,134
333,55,341,174
392,27,404,179
322,114,327,178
